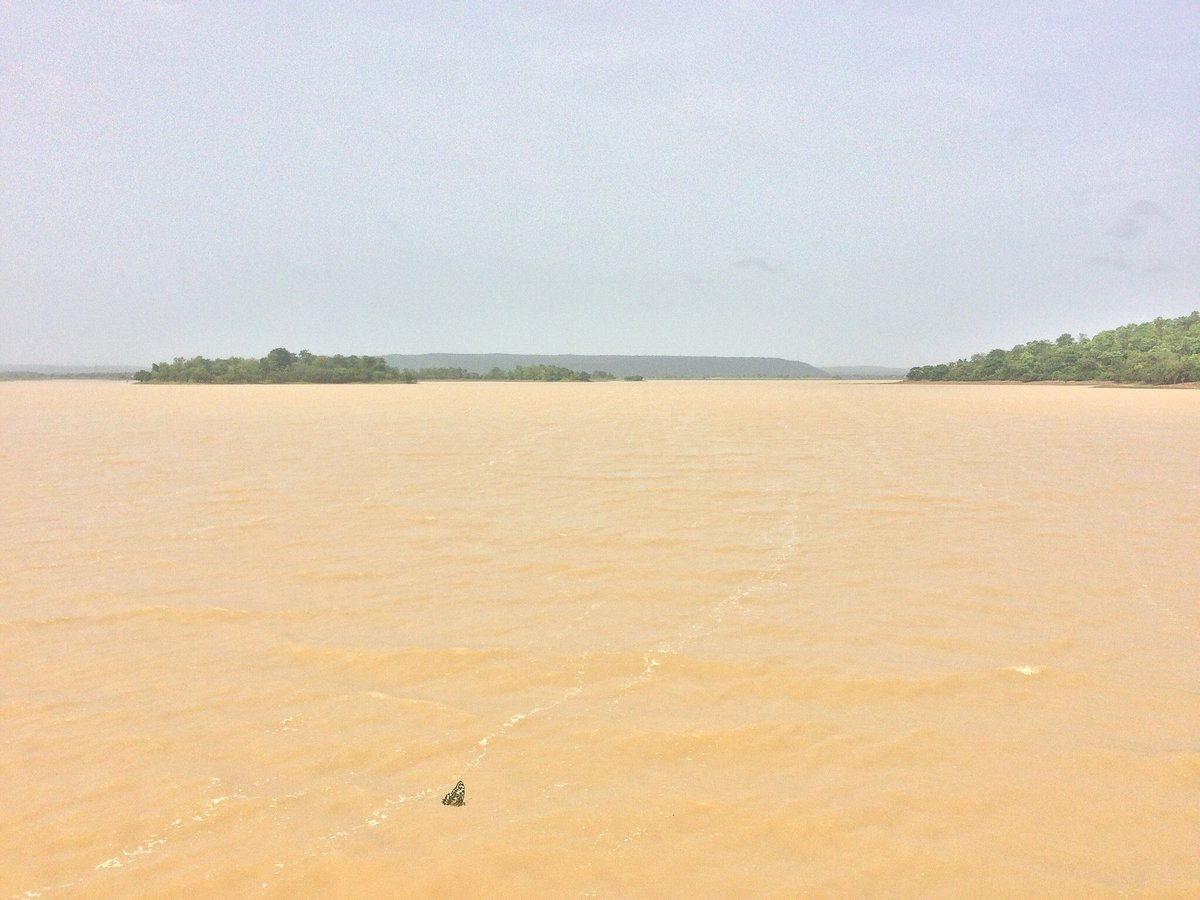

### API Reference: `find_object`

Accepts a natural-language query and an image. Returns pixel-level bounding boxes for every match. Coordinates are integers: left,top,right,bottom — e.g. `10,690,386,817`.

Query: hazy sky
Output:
3,3,1197,366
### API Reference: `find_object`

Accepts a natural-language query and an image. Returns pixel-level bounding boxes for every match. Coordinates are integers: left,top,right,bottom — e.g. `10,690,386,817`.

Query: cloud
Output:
1090,252,1134,270
1128,200,1171,225
1096,199,1177,271
1104,218,1145,240
1090,252,1174,275
733,256,783,273
295,263,338,285
1138,257,1175,275
1101,200,1173,241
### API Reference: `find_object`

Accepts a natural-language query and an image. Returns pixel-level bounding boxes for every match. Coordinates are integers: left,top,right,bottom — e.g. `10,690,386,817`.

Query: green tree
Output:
266,347,294,370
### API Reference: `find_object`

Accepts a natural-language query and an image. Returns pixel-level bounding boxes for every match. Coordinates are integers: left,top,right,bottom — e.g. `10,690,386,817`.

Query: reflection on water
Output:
2,380,1198,896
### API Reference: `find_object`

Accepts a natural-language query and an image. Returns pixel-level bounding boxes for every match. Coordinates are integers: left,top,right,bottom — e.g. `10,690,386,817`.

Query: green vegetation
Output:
135,349,414,383
1,370,135,381
495,364,612,382
907,312,1200,384
397,364,615,382
134,350,618,384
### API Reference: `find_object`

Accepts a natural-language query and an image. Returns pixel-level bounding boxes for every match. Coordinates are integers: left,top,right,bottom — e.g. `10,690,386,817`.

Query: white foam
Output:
123,839,165,857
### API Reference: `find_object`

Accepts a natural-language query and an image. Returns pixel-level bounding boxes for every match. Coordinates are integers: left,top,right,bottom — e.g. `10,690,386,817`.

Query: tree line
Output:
135,350,625,384
135,349,413,383
401,364,617,382
907,312,1200,384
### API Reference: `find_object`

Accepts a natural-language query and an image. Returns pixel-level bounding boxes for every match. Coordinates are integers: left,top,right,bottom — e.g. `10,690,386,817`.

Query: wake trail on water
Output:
592,498,802,855
31,430,806,895
259,497,804,887
14,775,303,898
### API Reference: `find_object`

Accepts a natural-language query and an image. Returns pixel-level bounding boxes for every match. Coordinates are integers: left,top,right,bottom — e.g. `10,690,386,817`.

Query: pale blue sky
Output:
3,2,1197,366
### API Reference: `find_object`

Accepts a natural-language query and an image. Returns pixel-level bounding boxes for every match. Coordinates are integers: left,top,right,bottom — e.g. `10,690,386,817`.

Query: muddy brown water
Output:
2,380,1197,897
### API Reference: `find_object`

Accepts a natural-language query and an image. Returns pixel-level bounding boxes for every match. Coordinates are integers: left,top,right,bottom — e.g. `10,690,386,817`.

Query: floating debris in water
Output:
442,781,466,806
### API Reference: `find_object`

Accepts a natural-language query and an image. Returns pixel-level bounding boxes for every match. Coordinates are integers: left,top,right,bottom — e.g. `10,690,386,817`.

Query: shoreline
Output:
901,379,1199,389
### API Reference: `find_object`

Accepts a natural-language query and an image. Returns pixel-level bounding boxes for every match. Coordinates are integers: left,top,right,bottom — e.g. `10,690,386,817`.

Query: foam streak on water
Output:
2,380,1198,897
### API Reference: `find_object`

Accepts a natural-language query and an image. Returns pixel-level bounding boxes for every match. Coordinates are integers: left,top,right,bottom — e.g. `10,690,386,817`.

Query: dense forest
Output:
907,312,1200,384
135,349,413,383
134,350,616,384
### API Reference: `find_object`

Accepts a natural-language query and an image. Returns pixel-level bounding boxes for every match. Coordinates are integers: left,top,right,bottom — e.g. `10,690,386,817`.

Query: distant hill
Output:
0,364,137,379
384,353,828,379
819,365,909,380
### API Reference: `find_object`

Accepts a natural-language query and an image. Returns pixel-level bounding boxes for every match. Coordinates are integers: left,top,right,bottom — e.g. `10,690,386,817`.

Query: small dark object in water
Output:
442,781,466,806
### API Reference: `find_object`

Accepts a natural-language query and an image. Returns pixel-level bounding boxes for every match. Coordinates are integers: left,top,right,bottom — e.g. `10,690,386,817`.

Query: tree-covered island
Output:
135,349,413,383
134,349,616,383
907,312,1200,384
